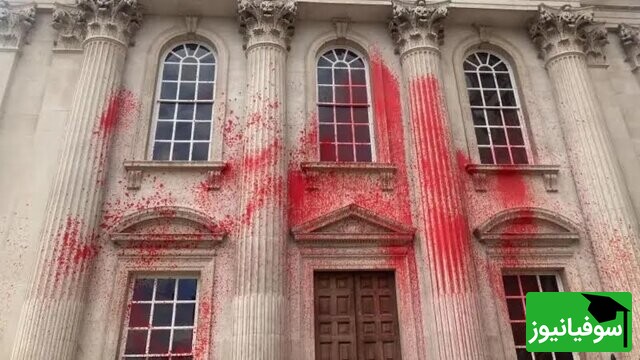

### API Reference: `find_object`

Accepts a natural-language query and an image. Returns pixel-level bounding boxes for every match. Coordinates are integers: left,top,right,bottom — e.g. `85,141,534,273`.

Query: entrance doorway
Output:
314,271,402,360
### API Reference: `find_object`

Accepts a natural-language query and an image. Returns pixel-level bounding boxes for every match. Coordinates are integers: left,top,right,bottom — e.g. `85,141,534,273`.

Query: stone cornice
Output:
238,0,296,51
0,1,36,50
389,0,448,56
618,23,640,70
529,4,608,65
52,0,142,50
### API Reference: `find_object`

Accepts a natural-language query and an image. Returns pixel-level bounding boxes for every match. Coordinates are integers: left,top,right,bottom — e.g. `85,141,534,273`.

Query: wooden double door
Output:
314,271,402,360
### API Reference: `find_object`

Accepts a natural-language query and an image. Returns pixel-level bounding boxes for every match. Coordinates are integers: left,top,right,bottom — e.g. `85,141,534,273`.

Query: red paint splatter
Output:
53,216,99,283
96,89,139,139
193,299,212,360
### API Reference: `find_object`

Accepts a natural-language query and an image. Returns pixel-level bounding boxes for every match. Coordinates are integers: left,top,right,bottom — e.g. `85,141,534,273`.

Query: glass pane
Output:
155,120,173,141
351,58,364,68
177,104,194,120
520,275,540,294
477,52,488,64
353,108,368,123
465,72,480,88
488,54,501,66
172,329,194,353
355,145,372,162
124,330,148,354
195,104,212,120
318,106,334,123
507,128,524,145
324,50,336,62
149,329,171,353
503,110,520,126
352,87,368,104
129,303,151,327
336,124,352,143
156,279,176,300
197,83,214,100
480,73,496,88
496,73,512,88
539,275,559,292
183,57,197,64
158,103,175,119
163,64,179,81
534,353,553,360
185,43,198,55
495,62,508,71
335,86,349,103
319,124,335,142
152,304,173,327
515,348,533,360
175,122,192,141
351,70,366,85
494,147,510,164
174,303,196,326
179,83,196,100
320,143,336,161
475,128,489,145
512,147,528,165
501,90,517,106
502,275,520,296
174,45,186,58
335,107,351,123
318,86,332,102
153,142,171,160
483,90,499,106
172,143,190,161
334,48,346,59
554,352,574,360
160,82,177,100
354,125,370,143
345,50,357,63
507,299,525,320
133,279,154,301
166,52,180,62
468,90,482,106
472,109,485,125
191,143,209,161
491,128,507,145
194,46,208,58
334,69,349,85
317,68,332,85
463,61,476,71
318,57,332,67
337,144,354,162
181,65,197,81
478,147,493,164
511,323,526,346
200,53,215,64
486,110,502,126
199,65,215,81
193,123,211,141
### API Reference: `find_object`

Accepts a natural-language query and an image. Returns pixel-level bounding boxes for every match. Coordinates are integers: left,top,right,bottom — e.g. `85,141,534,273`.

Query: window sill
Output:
123,160,226,191
300,161,397,191
465,164,560,192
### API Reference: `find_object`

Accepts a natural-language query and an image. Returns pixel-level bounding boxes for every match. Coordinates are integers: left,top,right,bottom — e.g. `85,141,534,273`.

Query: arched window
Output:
464,51,530,165
151,43,216,161
317,48,374,162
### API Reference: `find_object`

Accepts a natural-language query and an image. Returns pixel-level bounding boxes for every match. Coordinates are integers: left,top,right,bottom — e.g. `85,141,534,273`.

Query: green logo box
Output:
526,292,632,352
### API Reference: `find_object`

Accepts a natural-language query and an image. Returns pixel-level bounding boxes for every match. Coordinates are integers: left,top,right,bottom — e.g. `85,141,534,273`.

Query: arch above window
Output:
463,51,531,165
316,48,374,163
150,43,217,161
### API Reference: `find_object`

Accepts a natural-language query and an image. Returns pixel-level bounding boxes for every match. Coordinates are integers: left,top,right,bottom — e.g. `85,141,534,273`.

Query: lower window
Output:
502,274,574,360
121,277,198,360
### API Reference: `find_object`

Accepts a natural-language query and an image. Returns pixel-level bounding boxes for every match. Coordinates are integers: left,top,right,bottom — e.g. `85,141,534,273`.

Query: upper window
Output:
464,52,530,165
120,277,199,359
151,43,216,161
317,48,374,162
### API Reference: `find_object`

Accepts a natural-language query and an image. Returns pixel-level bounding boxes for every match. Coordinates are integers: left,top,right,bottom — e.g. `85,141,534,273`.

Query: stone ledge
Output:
465,163,561,192
110,233,225,249
300,161,397,191
123,160,226,190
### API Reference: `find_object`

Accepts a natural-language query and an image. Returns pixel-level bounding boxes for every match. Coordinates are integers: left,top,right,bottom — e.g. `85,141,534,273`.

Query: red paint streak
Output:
96,89,139,139
193,300,212,360
53,216,99,283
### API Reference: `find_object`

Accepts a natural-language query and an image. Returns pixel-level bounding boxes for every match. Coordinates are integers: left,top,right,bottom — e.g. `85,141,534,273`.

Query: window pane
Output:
351,58,364,68
318,57,331,67
153,142,171,160
129,304,151,327
354,125,370,143
507,299,524,320
491,128,507,145
511,323,526,346
500,90,517,106
197,83,214,100
337,144,354,162
199,65,215,81
494,147,510,164
355,145,372,162
195,104,212,120
160,82,177,100
351,70,366,85
334,69,349,85
177,279,197,300
172,143,190,161
483,90,499,106
475,128,489,145
335,107,351,123
478,147,493,164
155,122,173,141
166,52,180,62
335,86,349,103
496,73,512,88
539,275,559,292
181,65,197,81
156,279,176,300
158,103,175,119
520,275,540,293
507,128,524,145
515,349,533,360
503,110,520,126
191,143,209,161
554,352,574,360
174,46,187,58
152,304,173,326
177,104,194,120
318,86,332,102
175,303,196,326
193,123,211,141
320,143,336,161
175,122,192,141
502,276,520,296
336,125,352,143
124,330,148,354
472,109,485,125
185,43,198,55
317,68,332,85
465,73,479,88
149,329,171,353
535,353,553,360
512,147,528,165
318,106,334,123
480,73,496,88
179,83,196,100
163,64,179,81
352,87,368,104
468,90,483,106
172,329,194,353
353,108,368,123
319,124,335,142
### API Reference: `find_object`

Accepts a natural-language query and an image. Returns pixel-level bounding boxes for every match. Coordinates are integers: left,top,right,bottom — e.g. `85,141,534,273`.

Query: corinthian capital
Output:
53,0,141,49
389,0,448,56
618,24,640,70
529,4,607,64
0,1,36,49
238,0,297,51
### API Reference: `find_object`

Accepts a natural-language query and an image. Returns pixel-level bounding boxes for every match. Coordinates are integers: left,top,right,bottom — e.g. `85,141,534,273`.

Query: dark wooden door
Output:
314,272,402,360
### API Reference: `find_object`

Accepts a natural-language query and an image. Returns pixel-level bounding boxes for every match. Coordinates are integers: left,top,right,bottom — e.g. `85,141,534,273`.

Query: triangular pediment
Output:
291,204,415,245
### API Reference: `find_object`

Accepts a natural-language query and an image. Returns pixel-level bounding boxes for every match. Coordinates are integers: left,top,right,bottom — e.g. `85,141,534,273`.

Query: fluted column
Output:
530,5,640,357
618,23,640,84
390,1,486,358
10,2,141,359
0,1,36,114
232,1,295,359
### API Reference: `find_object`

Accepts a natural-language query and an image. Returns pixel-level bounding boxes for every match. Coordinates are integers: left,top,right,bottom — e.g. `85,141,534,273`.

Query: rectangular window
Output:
502,274,574,360
121,277,198,359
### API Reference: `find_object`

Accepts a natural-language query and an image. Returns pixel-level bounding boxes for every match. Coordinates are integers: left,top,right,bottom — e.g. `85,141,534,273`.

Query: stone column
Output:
10,1,141,359
530,5,640,356
232,1,295,359
0,1,36,114
389,1,486,358
618,23,640,84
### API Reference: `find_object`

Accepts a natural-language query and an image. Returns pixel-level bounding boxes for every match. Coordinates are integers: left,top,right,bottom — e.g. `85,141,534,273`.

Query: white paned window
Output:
464,52,531,165
316,48,374,162
151,43,216,161
120,277,198,359
502,274,575,360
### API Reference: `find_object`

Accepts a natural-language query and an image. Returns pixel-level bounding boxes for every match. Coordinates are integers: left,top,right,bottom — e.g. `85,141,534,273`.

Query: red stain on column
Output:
53,216,99,283
193,300,212,360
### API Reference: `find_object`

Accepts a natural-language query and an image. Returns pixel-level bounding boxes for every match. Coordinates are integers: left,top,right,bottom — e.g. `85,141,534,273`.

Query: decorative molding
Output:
300,161,397,191
238,0,297,51
389,0,448,56
529,4,608,65
123,160,226,190
332,17,350,39
291,203,415,246
53,0,142,49
108,206,227,248
474,207,580,251
465,164,560,192
618,23,640,70
184,16,199,34
0,1,36,49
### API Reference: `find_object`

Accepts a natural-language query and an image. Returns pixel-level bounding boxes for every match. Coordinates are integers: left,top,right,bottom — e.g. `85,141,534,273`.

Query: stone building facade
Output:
1,0,640,359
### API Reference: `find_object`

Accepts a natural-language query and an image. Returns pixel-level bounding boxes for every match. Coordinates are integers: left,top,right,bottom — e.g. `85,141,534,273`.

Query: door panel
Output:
314,272,402,360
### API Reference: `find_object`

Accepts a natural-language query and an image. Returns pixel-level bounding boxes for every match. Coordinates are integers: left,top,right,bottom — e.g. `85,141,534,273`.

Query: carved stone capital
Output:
618,23,640,70
238,0,296,51
0,1,36,49
528,5,606,64
53,0,142,50
389,0,448,56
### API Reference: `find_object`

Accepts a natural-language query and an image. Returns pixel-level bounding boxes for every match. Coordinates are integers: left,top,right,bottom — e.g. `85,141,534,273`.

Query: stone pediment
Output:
109,206,226,249
291,204,415,246
474,207,580,248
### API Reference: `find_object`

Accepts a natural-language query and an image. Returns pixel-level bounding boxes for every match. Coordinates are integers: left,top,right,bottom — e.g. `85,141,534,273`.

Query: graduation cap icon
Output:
582,293,630,348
